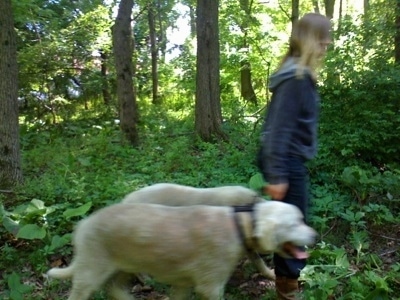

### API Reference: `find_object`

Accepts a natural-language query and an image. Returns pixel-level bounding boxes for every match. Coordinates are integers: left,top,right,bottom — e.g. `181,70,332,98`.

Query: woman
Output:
257,13,332,300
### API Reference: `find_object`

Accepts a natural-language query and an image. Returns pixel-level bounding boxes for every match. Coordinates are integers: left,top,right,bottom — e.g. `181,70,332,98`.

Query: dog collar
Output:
232,204,258,253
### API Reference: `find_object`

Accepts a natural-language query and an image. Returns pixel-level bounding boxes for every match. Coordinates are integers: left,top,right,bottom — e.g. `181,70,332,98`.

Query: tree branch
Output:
0,189,14,194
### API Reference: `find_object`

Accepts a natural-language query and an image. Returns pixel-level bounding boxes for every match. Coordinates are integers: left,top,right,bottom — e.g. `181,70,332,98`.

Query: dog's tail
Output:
47,264,74,279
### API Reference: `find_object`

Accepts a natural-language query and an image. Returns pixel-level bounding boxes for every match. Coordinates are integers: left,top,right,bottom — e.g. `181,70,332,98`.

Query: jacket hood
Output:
269,57,311,92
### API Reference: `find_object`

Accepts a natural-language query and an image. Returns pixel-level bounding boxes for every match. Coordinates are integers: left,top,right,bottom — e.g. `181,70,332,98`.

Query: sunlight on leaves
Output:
63,201,92,219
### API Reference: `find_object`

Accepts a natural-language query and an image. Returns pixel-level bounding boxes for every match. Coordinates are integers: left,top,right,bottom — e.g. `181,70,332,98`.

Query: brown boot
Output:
275,276,299,300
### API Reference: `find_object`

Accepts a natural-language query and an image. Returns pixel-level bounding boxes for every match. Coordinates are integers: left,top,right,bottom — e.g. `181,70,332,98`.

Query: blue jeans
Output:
272,156,309,279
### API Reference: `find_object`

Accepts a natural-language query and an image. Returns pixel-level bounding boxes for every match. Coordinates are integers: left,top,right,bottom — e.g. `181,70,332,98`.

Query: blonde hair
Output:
281,13,332,79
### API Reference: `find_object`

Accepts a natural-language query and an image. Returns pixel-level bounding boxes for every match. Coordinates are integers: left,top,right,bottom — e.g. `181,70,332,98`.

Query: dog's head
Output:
253,201,317,259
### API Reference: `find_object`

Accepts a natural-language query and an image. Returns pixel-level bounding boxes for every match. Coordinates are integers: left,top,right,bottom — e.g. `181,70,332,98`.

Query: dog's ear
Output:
253,217,278,252
253,201,283,252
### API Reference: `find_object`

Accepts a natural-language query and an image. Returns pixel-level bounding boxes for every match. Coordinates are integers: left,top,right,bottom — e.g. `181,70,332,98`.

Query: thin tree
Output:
148,2,160,104
112,0,139,146
188,3,196,38
0,0,23,189
395,0,400,63
195,0,227,142
312,0,320,13
100,49,112,105
337,0,343,34
156,0,167,62
291,0,299,26
239,0,257,104
364,0,369,15
324,0,335,19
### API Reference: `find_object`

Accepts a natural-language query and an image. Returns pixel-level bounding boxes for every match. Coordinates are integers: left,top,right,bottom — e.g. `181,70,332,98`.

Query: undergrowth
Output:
1,103,399,300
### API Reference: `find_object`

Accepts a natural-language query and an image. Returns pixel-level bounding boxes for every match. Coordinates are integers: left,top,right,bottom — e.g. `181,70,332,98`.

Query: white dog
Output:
121,183,262,206
122,183,275,280
47,201,316,300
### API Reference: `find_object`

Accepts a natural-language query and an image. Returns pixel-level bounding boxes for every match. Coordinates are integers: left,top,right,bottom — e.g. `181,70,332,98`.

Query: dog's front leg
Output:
249,252,276,280
169,286,192,300
194,284,225,300
108,272,135,300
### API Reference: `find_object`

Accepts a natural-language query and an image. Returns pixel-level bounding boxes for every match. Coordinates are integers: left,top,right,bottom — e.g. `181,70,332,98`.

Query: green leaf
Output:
8,272,21,290
335,252,350,269
26,199,51,219
248,173,267,191
16,224,47,240
8,272,33,300
28,199,45,210
364,288,389,300
49,234,71,251
63,202,92,219
2,216,20,235
0,203,7,217
77,156,92,166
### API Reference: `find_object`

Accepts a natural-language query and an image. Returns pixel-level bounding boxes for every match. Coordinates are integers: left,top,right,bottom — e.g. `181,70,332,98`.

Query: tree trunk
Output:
240,60,257,104
324,0,335,19
0,0,23,189
112,0,139,146
395,0,400,63
239,0,257,104
156,0,167,62
148,2,160,104
364,0,369,15
189,4,196,38
195,0,226,142
291,0,299,27
312,0,320,13
338,0,343,34
100,50,112,105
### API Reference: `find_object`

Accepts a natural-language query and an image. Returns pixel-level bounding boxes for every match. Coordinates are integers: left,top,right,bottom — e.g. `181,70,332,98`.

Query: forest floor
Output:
41,223,399,299
129,258,277,299
1,214,399,299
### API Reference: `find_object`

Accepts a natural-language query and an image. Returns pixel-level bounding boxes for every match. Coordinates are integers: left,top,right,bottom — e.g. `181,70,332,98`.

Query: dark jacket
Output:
258,58,320,185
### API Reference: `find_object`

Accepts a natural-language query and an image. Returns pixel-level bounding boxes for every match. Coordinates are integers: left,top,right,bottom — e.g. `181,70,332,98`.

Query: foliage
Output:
4,272,33,300
2,0,399,298
302,242,396,300
2,97,400,298
14,0,114,124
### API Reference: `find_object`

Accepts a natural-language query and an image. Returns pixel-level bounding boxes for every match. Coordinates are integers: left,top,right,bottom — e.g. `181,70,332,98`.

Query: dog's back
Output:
122,183,262,206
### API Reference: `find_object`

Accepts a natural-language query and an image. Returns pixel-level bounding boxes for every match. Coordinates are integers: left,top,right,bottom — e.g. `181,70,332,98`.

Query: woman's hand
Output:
263,183,288,200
